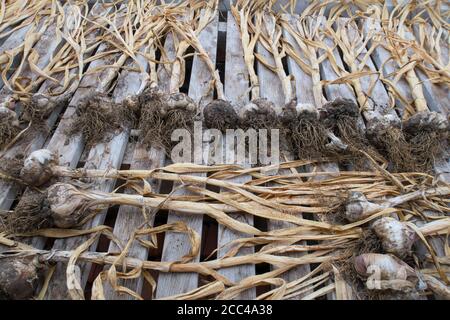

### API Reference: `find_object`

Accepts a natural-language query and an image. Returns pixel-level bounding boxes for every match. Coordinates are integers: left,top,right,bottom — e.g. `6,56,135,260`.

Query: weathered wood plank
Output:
314,15,360,300
256,12,312,296
0,4,54,91
42,5,141,299
0,3,75,102
0,3,111,211
155,11,219,298
216,12,255,300
102,35,177,299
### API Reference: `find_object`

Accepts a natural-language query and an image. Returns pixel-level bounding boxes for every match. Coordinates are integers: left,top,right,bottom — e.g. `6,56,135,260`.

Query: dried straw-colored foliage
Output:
0,0,449,301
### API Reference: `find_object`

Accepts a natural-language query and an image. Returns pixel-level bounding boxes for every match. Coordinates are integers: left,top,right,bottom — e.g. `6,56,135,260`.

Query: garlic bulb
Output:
47,183,89,228
20,149,58,186
345,192,382,222
0,106,19,127
160,92,197,116
372,217,416,258
0,255,45,300
354,253,419,286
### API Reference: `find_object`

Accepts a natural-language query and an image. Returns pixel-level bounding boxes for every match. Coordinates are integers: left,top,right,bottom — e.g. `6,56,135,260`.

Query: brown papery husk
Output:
138,89,197,153
0,255,47,300
68,94,137,147
203,99,240,132
0,190,53,234
367,120,415,172
403,111,449,173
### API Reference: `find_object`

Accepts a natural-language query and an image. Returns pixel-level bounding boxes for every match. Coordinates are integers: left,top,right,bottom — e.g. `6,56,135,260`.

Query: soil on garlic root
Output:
0,190,53,234
138,90,197,153
0,116,20,150
203,99,240,132
367,122,416,172
0,155,24,180
290,117,329,160
403,112,449,173
322,99,379,168
240,98,281,131
68,94,137,146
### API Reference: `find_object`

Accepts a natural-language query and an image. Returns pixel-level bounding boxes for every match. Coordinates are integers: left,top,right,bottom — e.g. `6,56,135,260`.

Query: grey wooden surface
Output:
216,12,255,300
0,3,109,211
43,4,139,299
155,11,219,299
256,12,313,298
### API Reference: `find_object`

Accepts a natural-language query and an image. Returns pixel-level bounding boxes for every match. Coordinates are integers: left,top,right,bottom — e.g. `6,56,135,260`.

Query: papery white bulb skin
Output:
47,183,89,228
0,106,19,127
345,192,383,222
160,92,197,116
354,253,419,292
372,217,416,258
20,149,58,186
295,103,319,118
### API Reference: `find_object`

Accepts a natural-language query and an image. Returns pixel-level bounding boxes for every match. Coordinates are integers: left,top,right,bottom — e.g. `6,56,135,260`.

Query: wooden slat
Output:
313,15,359,300
256,13,311,296
360,18,413,116
101,33,177,299
0,5,53,91
0,3,72,102
0,3,110,211
155,11,219,298
216,12,255,300
43,5,141,299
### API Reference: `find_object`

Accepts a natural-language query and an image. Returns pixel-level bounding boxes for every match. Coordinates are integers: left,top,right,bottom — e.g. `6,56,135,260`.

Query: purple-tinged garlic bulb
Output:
0,255,47,300
372,217,416,258
354,253,420,292
344,192,383,222
20,149,58,186
47,183,90,228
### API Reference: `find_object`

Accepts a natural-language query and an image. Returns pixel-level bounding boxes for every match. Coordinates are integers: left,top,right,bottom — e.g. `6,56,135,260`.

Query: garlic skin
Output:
47,183,89,228
372,217,416,258
0,106,19,127
161,92,197,116
345,192,382,222
239,98,278,119
295,103,319,118
353,253,419,284
0,256,45,300
20,149,58,186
